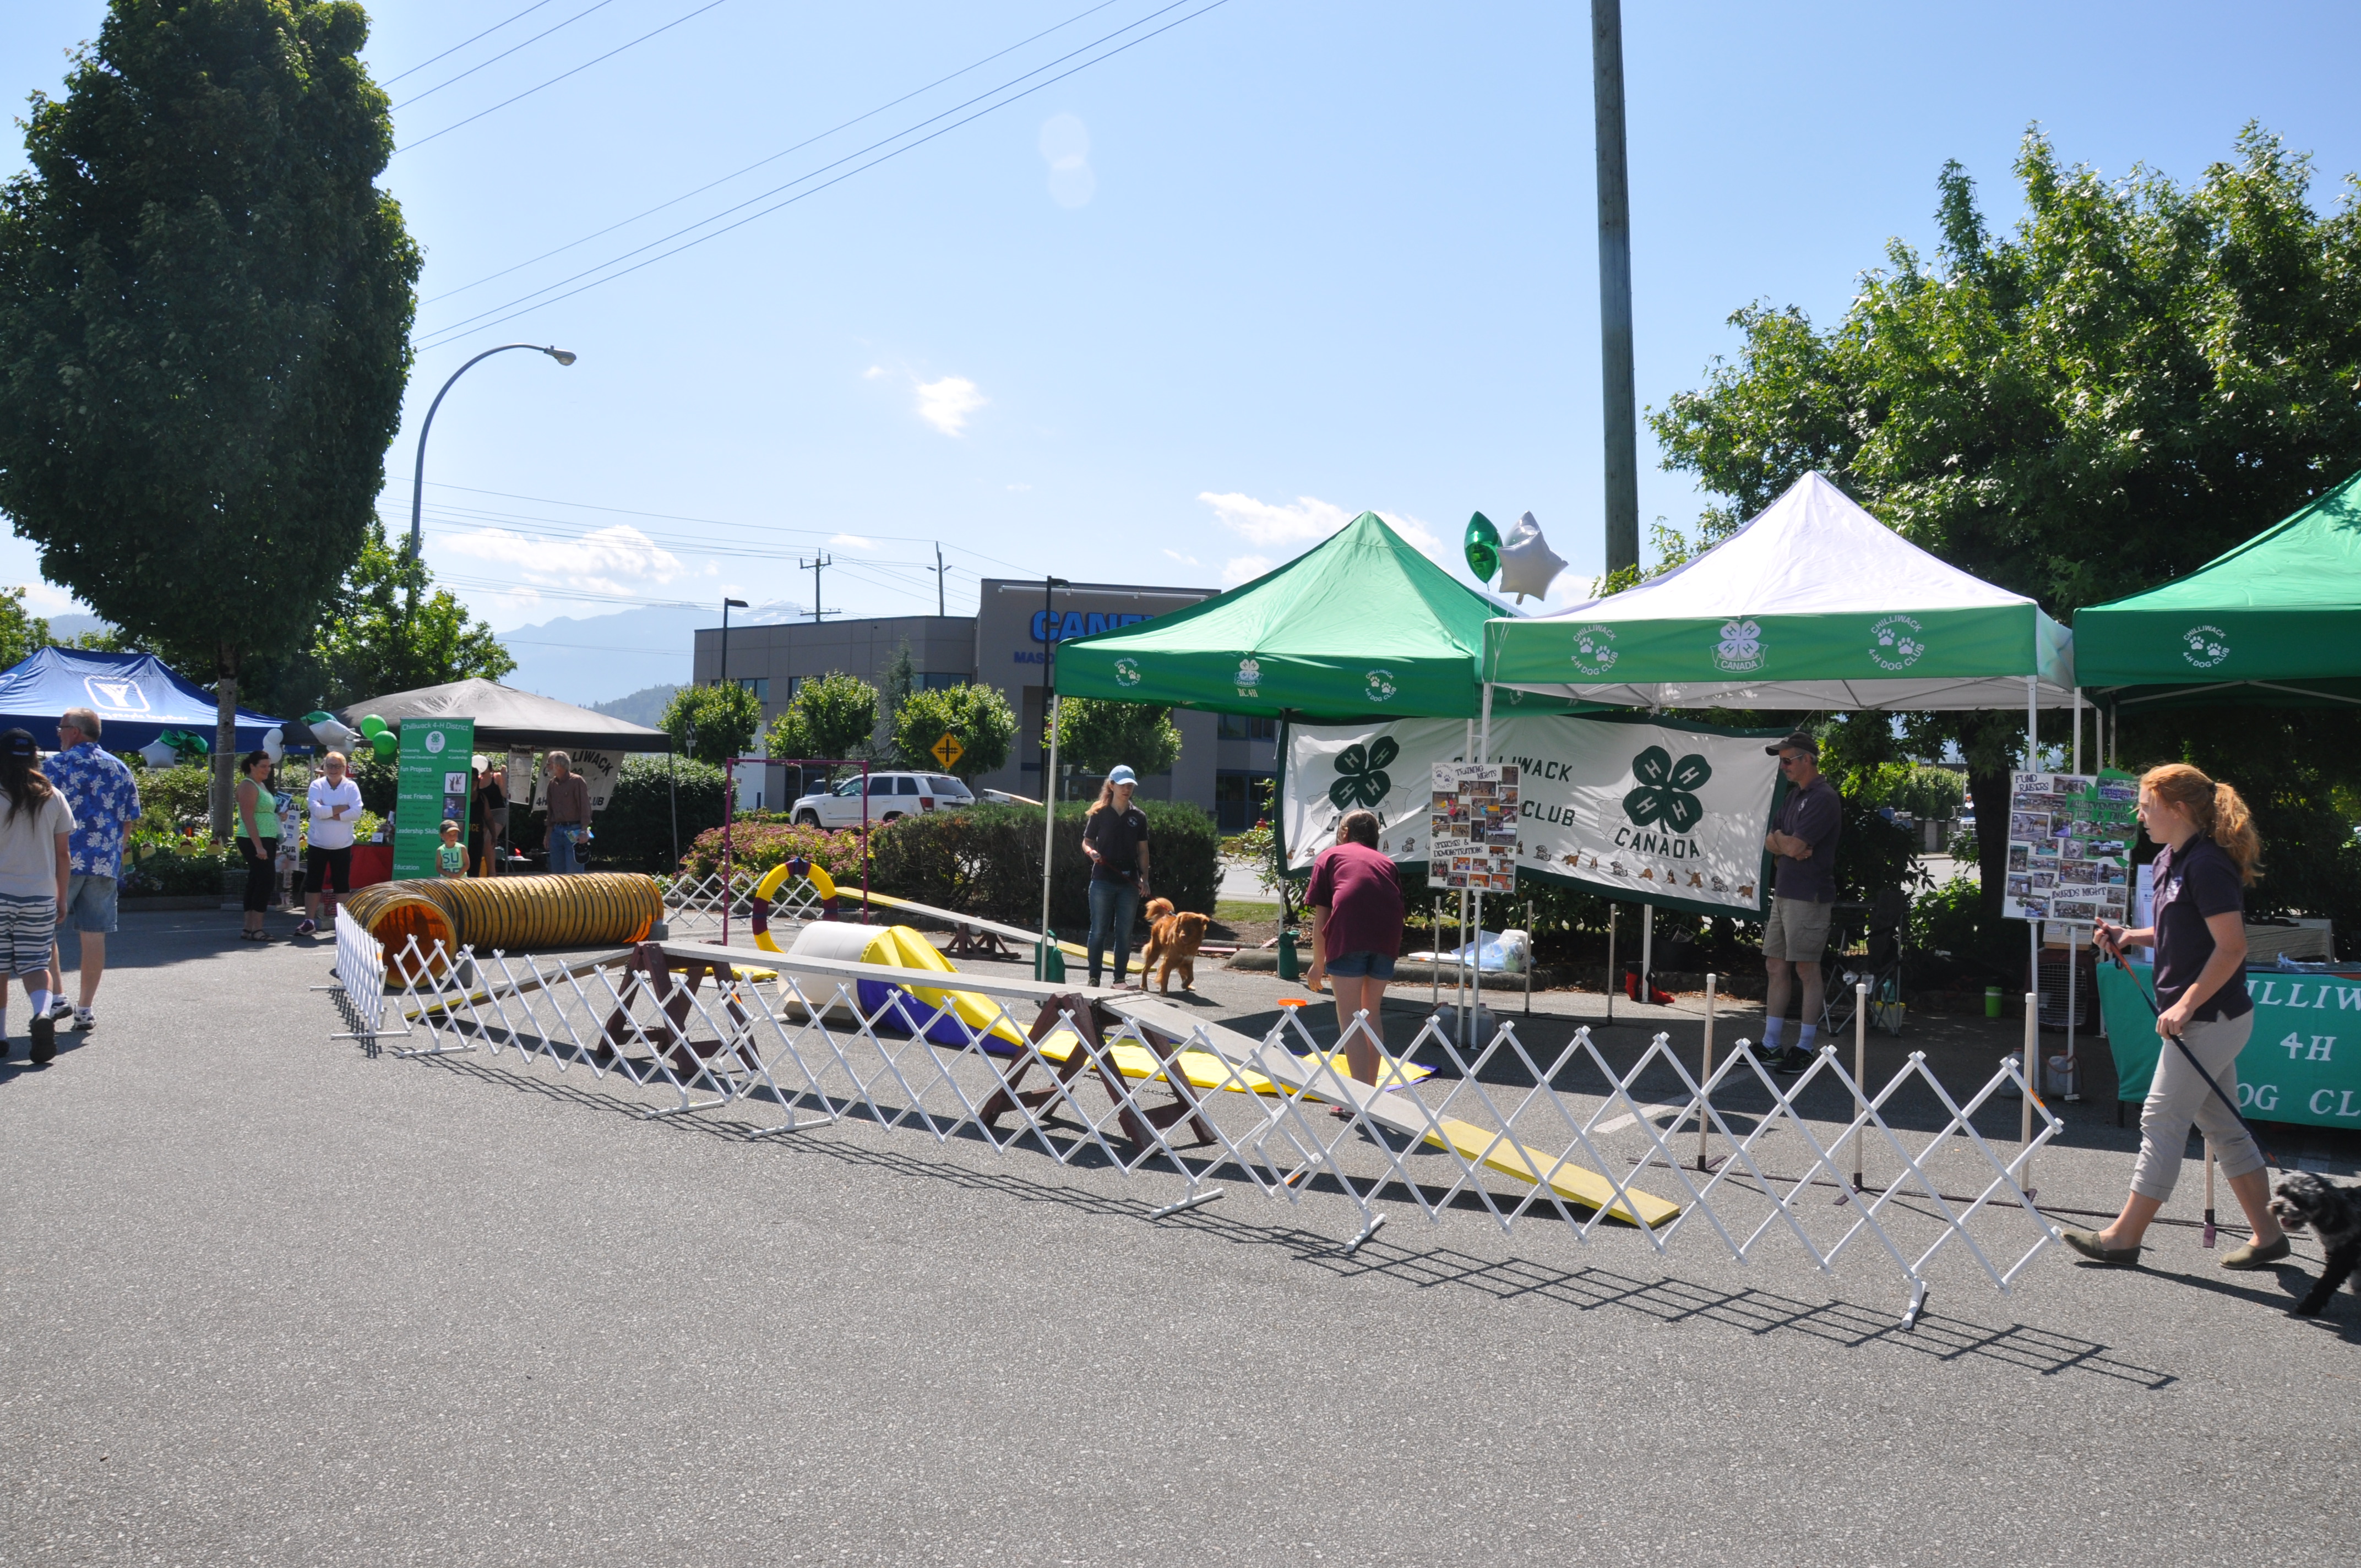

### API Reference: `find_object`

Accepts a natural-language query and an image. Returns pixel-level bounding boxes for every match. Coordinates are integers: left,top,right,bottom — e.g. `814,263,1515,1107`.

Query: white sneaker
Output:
72,1007,94,1032
46,996,73,1021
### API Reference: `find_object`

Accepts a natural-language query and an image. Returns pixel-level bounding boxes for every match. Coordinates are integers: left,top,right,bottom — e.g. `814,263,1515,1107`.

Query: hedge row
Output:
867,801,1220,932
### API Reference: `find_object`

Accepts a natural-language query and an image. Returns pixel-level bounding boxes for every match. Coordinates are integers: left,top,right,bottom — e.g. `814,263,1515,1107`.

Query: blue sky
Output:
5,1,2360,696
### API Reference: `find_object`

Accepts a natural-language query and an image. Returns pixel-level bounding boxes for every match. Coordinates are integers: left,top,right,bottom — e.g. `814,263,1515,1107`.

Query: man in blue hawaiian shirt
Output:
42,707,141,1032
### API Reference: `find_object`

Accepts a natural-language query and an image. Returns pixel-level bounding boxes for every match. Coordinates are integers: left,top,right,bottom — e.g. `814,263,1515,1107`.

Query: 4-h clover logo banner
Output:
1283,716,1781,913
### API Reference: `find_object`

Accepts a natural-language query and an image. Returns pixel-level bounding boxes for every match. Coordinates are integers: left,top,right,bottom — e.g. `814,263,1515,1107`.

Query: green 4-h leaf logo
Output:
1622,745,1712,832
1328,736,1400,809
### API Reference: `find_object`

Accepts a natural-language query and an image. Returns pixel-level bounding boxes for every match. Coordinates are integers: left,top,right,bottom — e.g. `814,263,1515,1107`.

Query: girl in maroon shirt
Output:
1304,809,1405,1086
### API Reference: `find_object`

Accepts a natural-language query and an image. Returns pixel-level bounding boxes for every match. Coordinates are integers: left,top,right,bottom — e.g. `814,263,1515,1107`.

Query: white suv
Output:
790,771,975,829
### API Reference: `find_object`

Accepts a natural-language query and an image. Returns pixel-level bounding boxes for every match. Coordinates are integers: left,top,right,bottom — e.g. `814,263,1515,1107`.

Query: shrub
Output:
1052,697,1181,778
119,836,235,896
580,754,728,872
769,673,879,768
866,800,1220,930
678,820,871,884
138,763,215,827
662,683,763,764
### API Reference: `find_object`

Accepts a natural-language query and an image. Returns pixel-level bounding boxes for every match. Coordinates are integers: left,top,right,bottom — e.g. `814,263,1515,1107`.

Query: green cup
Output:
1984,985,2004,1019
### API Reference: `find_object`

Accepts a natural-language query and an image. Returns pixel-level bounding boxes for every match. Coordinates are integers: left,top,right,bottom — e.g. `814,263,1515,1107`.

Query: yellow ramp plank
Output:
1421,1115,1680,1229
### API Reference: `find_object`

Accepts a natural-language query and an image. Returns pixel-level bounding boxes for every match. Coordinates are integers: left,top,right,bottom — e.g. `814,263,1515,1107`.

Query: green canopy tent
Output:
2075,468,2361,711
1057,511,1575,721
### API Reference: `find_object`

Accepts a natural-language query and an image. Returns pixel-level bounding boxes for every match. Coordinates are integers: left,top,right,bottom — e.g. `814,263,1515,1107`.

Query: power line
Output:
395,0,732,156
392,0,617,106
380,0,562,88
422,0,1131,306
412,0,1233,346
416,0,1197,341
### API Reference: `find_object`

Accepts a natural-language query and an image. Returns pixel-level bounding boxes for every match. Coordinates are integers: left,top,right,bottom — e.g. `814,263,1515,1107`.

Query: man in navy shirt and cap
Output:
1759,731,1841,1073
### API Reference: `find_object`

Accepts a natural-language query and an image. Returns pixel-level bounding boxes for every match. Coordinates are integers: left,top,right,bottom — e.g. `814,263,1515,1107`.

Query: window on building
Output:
1217,713,1277,741
920,672,965,690
1215,770,1275,834
735,677,769,700
785,676,805,700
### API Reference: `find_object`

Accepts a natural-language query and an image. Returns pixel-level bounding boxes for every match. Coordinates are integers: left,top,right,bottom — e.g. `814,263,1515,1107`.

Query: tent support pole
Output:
1038,695,1060,979
2072,687,2082,774
2027,674,2039,1036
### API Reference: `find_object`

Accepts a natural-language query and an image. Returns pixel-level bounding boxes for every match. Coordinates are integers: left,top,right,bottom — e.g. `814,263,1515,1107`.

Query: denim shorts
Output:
66,873,118,934
1324,949,1396,979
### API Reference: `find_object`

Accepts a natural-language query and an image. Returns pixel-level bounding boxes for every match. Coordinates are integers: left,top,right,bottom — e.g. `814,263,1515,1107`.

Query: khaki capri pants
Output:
2130,1011,2265,1201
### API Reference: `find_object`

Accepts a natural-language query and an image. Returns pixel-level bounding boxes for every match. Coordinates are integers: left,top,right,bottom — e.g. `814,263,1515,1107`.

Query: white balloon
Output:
309,718,360,753
138,738,177,770
1496,511,1568,602
263,727,285,763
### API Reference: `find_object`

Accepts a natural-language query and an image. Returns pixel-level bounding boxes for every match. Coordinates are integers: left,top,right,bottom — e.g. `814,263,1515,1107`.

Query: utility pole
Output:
1592,0,1639,577
798,554,833,624
933,542,946,617
717,596,748,687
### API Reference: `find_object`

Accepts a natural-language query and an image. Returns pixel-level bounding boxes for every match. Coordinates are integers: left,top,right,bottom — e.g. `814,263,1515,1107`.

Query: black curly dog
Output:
2269,1172,2361,1317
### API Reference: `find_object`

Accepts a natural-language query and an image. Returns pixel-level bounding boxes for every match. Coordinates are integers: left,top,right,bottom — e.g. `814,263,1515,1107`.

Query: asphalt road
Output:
3,910,2356,1566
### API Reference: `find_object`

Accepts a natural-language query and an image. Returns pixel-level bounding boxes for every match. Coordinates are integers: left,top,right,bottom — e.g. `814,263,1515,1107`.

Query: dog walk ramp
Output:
1102,994,1681,1229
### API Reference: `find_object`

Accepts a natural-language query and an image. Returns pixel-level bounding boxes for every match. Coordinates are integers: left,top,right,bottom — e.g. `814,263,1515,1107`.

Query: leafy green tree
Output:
662,682,763,765
892,683,1015,781
0,587,51,669
1646,125,2361,936
767,673,879,769
312,524,513,705
1050,697,1182,780
0,1,421,832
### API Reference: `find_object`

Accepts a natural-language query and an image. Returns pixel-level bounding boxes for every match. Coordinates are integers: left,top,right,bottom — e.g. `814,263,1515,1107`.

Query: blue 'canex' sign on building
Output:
1031,610,1150,643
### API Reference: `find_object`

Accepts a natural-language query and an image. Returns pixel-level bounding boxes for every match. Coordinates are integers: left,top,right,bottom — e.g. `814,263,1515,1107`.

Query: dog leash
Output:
2106,944,2278,1172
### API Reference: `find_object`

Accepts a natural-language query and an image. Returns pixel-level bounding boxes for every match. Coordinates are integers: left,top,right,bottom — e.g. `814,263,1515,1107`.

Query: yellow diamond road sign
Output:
929,732,965,770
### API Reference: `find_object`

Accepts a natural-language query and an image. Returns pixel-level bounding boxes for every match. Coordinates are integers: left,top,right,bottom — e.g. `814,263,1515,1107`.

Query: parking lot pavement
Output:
3,914,2357,1566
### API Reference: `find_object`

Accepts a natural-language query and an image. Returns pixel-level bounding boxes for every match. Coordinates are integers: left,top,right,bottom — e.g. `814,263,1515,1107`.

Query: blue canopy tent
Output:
0,648,282,753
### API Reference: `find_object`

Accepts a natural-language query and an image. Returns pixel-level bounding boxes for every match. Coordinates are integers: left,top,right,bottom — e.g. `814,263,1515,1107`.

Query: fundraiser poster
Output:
1429,763,1520,892
393,718,475,881
1999,769,2134,927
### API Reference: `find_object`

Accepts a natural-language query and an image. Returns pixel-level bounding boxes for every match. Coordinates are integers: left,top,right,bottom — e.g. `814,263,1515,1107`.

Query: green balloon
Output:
358,714,387,737
1464,511,1502,583
371,731,398,760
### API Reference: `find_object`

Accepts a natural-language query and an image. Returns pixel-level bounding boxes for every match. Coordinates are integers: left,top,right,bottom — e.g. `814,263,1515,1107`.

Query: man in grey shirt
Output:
1760,731,1842,1073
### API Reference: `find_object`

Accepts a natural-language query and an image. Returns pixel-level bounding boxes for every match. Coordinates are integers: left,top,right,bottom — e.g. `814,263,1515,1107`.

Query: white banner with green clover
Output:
1280,714,1785,917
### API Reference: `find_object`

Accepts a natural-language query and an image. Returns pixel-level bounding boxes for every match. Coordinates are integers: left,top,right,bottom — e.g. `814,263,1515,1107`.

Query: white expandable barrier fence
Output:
324,930,2068,1326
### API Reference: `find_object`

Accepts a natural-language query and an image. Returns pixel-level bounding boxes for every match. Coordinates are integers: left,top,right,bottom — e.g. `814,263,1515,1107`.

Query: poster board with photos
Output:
1430,763,1520,893
2000,769,2136,927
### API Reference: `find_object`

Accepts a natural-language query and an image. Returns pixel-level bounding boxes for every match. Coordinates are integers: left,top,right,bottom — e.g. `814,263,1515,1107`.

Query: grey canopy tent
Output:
338,679,670,752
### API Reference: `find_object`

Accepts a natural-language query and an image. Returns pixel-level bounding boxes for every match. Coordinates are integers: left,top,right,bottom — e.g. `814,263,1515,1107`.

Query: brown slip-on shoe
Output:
2219,1235,2292,1270
2060,1228,2142,1266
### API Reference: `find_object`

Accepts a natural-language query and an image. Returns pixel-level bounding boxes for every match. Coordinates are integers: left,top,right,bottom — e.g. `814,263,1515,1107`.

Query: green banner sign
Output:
2098,961,2361,1130
392,718,475,881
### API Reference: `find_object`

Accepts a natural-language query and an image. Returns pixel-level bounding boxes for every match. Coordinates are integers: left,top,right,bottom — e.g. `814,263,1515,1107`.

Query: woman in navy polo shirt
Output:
2065,763,2288,1271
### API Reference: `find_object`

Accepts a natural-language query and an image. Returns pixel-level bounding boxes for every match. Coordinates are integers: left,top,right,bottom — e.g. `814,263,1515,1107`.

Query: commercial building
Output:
690,578,1280,827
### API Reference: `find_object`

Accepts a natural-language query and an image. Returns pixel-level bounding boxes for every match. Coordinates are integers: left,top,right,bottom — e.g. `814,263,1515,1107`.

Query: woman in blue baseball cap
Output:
1080,765,1151,987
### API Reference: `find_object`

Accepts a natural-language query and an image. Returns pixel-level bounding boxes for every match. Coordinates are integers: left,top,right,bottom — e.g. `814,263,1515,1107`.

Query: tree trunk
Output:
211,647,238,840
1968,766,2010,923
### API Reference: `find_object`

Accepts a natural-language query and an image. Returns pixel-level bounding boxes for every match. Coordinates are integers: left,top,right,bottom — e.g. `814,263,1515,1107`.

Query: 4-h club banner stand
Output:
393,718,476,881
1281,714,1783,918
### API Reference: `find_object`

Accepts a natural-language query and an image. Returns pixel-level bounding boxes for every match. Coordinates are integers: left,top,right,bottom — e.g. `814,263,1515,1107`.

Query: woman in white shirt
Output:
0,728,74,1063
298,750,364,938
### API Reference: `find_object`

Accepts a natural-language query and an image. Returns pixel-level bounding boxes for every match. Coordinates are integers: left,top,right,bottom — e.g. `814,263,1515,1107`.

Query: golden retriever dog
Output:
1140,897,1209,994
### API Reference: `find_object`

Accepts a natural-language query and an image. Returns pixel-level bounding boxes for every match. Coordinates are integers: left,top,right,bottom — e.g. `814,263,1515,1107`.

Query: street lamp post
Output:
718,597,749,688
407,343,578,559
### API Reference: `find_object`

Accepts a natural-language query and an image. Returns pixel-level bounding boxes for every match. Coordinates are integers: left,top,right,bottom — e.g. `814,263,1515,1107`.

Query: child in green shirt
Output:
437,819,467,878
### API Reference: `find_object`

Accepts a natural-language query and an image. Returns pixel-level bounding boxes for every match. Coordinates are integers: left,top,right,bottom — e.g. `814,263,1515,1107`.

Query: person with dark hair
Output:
232,750,280,942
0,729,75,1063
2066,763,2287,1270
1079,765,1150,987
43,705,139,1031
1303,808,1405,1087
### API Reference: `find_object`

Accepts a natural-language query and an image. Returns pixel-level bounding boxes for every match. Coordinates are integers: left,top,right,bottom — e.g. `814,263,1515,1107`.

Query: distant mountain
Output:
495,600,799,707
42,612,108,645
591,683,682,729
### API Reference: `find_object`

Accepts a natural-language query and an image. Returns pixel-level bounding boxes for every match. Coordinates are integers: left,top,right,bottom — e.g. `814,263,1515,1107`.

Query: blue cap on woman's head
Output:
1107,765,1138,787
0,728,36,761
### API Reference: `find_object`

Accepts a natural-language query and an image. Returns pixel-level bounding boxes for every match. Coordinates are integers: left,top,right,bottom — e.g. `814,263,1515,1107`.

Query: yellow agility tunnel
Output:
345,873,665,978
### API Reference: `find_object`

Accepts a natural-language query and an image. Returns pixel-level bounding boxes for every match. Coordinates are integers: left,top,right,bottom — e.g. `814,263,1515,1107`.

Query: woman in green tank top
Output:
233,750,279,941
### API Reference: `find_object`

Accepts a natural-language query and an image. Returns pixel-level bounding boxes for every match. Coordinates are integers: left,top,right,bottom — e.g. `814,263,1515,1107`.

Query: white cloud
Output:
1162,548,1199,566
14,580,81,614
443,524,686,598
1038,113,1095,208
1221,554,1272,585
829,533,877,551
1006,482,1031,493
863,364,884,379
1196,491,1448,564
915,375,986,436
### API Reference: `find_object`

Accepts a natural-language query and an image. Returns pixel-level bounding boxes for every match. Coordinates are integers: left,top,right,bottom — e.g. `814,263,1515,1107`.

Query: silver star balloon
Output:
1495,511,1566,602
